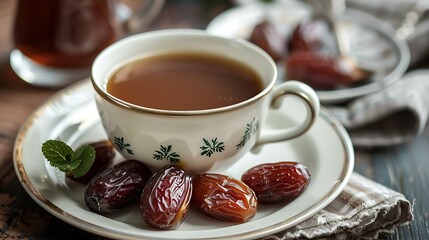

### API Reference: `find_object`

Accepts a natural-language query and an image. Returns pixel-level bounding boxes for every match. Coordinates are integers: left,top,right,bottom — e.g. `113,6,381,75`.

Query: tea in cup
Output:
91,29,320,174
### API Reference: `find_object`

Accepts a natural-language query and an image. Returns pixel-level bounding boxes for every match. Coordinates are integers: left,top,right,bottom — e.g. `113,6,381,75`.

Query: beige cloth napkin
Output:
265,172,413,240
328,70,429,147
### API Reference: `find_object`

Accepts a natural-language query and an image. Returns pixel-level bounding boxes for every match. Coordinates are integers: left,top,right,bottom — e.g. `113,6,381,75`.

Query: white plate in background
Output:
206,1,410,104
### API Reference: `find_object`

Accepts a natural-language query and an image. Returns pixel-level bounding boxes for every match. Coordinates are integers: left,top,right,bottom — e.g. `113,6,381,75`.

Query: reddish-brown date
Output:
249,20,286,62
241,161,311,203
192,173,258,223
68,140,116,184
85,160,152,214
285,51,368,89
140,165,192,230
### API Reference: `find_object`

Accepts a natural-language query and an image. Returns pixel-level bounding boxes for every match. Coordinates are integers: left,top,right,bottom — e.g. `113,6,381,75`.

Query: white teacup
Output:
91,29,320,174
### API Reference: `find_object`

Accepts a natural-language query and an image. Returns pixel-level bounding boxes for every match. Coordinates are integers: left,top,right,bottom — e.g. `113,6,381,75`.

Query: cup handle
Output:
256,81,320,146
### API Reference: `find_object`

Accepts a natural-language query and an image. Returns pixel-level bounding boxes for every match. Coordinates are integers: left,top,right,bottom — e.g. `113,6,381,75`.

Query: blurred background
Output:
0,0,428,239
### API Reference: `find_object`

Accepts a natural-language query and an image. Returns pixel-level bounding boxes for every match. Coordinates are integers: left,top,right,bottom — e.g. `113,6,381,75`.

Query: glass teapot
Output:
10,0,164,88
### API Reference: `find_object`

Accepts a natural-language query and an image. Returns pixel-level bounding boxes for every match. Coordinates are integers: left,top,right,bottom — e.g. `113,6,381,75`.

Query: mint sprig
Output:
41,140,95,178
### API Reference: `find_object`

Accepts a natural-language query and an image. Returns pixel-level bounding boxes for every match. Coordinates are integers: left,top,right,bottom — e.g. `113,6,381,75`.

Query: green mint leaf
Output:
41,139,95,178
71,145,96,178
53,159,81,172
41,140,74,170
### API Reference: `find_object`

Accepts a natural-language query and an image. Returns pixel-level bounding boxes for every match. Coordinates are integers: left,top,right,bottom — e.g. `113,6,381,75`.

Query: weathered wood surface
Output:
0,0,428,239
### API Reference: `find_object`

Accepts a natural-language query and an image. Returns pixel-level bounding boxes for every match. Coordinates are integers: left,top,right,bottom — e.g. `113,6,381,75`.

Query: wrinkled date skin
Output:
241,161,311,204
249,20,286,62
285,51,368,89
85,160,152,214
286,17,368,89
192,173,258,223
140,165,192,230
69,140,116,184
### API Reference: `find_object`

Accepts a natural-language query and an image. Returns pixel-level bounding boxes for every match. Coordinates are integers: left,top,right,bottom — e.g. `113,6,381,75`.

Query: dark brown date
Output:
192,173,258,223
85,160,152,214
68,140,116,184
140,165,192,230
249,20,286,62
288,17,335,54
285,51,368,89
241,161,311,203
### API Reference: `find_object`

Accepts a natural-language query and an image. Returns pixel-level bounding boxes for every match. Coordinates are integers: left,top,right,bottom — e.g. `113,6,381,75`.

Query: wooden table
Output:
0,1,428,239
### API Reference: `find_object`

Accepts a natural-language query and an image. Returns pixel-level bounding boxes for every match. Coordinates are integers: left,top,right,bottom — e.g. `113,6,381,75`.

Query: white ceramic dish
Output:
14,79,354,240
206,1,410,104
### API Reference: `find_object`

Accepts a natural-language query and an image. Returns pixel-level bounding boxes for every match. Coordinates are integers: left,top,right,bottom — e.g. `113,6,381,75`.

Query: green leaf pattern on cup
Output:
114,117,258,164
236,117,259,150
153,145,180,164
200,138,225,157
114,136,134,155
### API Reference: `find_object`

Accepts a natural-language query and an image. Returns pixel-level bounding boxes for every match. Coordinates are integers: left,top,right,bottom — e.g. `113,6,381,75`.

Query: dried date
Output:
249,20,286,62
68,140,116,184
288,17,336,54
192,173,258,223
285,51,368,89
241,161,311,203
140,165,192,230
85,160,152,214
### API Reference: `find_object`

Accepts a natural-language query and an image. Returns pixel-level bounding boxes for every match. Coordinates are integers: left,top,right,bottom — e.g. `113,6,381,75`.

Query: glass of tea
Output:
10,0,164,88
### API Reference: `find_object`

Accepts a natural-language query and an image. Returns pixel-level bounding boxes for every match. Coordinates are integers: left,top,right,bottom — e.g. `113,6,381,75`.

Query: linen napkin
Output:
264,172,413,240
328,69,429,147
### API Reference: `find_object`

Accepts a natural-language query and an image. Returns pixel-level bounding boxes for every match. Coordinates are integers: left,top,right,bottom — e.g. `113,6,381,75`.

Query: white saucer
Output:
206,1,410,104
13,79,354,239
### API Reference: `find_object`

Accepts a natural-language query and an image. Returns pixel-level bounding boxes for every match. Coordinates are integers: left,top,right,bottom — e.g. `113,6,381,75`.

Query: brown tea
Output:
106,53,263,111
13,0,118,68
